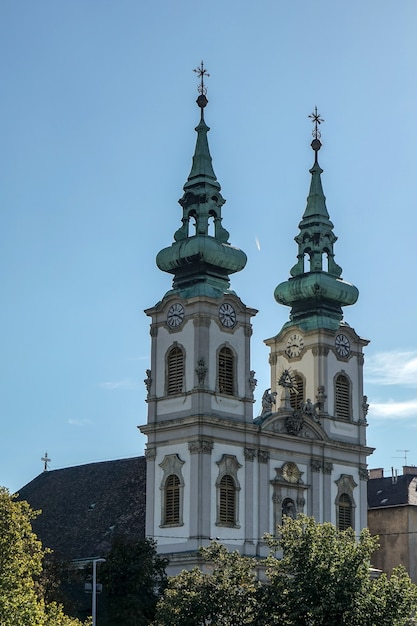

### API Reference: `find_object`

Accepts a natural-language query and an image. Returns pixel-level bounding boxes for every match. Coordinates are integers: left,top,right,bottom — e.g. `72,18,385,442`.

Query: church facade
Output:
140,71,373,572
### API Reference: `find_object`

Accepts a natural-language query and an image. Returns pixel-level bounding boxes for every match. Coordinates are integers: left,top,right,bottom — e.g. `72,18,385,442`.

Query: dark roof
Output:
368,473,417,509
17,457,146,560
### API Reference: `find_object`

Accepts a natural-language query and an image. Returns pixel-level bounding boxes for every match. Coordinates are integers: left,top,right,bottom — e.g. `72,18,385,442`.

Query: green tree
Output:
100,536,168,626
153,515,417,626
153,542,261,626
0,487,89,626
263,514,417,625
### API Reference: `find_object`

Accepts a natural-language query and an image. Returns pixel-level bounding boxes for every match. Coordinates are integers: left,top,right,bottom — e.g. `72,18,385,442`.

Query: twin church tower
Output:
140,66,372,572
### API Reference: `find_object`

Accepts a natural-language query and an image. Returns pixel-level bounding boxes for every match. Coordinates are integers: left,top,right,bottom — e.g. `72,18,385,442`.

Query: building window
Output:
337,493,353,530
218,346,234,395
335,373,351,419
219,475,236,525
159,454,185,527
290,374,304,410
216,454,241,528
167,345,184,395
164,474,180,525
335,474,357,531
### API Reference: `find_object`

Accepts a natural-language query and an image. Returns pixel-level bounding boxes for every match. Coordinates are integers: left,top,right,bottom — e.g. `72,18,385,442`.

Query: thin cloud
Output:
369,399,417,420
365,351,417,387
99,379,140,390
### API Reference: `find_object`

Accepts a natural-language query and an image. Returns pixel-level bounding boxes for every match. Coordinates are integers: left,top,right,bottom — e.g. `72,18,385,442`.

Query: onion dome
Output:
274,108,358,331
156,63,247,298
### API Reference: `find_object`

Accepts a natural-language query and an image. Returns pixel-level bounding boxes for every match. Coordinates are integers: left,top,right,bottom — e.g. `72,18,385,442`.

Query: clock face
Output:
219,303,236,328
282,462,301,484
167,303,185,328
335,333,351,358
286,333,304,358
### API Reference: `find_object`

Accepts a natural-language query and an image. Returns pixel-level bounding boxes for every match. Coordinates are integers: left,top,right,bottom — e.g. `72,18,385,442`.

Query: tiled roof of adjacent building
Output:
368,468,417,509
17,457,146,561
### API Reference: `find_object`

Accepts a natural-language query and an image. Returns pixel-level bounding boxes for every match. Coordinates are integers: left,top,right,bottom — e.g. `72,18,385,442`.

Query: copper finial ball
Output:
311,138,322,152
197,94,208,108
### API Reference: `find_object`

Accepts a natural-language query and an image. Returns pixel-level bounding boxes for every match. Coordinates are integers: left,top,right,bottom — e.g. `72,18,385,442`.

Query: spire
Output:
274,108,358,331
156,63,247,298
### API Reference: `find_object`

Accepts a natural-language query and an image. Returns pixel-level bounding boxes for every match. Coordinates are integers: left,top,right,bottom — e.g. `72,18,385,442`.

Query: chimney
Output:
403,465,417,475
369,468,384,479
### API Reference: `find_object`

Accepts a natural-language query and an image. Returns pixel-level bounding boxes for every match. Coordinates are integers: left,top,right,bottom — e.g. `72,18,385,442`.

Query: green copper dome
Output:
274,111,358,331
156,78,247,298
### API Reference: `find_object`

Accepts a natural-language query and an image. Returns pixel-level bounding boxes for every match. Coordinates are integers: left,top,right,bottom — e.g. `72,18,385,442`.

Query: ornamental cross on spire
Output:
309,106,324,140
41,451,51,471
193,60,210,96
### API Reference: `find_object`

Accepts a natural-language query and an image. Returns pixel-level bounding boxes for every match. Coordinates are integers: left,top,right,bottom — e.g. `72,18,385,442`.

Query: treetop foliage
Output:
0,487,90,626
153,515,417,626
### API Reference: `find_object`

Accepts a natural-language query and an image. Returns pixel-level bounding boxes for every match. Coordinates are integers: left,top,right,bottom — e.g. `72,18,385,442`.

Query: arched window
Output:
282,497,296,519
290,374,304,410
219,474,236,526
335,373,351,419
167,346,184,395
338,493,353,530
218,346,234,395
164,474,180,525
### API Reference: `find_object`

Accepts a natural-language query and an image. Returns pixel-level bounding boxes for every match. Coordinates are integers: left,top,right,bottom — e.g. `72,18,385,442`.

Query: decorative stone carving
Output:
361,395,369,420
315,385,327,413
323,461,333,474
261,388,277,417
188,439,213,455
258,449,270,463
244,325,253,337
311,458,322,472
269,353,277,365
144,369,152,397
249,370,257,395
301,398,316,418
244,447,256,461
296,496,306,509
195,358,207,385
359,466,369,481
358,354,365,365
145,447,156,460
150,325,158,337
286,412,305,436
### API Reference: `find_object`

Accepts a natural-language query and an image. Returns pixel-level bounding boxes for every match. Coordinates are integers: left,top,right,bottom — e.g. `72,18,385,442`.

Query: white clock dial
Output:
167,303,185,328
286,333,304,358
219,303,236,328
335,333,351,358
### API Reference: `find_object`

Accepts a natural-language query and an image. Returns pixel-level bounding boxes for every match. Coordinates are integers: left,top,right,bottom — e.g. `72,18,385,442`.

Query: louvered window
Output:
219,474,236,526
338,493,352,530
167,346,184,395
335,374,351,419
290,374,304,410
164,474,180,525
218,347,234,395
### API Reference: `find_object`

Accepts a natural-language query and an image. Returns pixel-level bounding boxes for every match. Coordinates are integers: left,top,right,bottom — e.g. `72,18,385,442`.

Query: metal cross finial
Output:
41,451,51,471
309,106,324,140
193,60,210,96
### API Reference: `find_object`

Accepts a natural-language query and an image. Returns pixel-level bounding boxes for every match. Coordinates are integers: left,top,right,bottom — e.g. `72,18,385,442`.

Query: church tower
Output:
140,66,258,572
263,109,373,532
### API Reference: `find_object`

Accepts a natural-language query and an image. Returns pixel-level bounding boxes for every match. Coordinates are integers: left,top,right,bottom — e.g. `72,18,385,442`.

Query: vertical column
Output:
257,449,270,556
188,440,213,542
244,447,256,554
310,458,322,520
323,461,334,523
358,467,368,529
144,447,157,537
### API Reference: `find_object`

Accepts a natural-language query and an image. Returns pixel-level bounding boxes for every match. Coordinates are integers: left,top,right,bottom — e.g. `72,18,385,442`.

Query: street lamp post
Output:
92,557,106,626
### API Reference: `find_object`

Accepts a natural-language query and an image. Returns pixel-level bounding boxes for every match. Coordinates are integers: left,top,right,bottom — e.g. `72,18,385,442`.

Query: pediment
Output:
260,410,328,442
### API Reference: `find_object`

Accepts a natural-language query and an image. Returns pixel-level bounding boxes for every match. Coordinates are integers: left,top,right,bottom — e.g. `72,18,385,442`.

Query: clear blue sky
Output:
1,1,417,492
